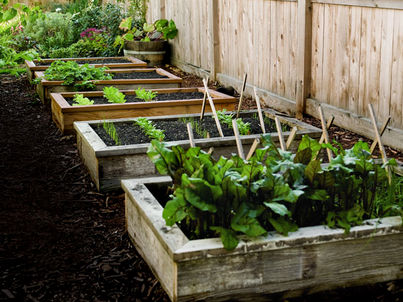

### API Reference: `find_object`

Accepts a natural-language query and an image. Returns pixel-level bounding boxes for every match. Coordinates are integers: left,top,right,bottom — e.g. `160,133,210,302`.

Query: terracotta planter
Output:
25,56,147,82
73,109,322,192
122,176,403,301
35,68,182,104
50,87,236,134
123,40,167,66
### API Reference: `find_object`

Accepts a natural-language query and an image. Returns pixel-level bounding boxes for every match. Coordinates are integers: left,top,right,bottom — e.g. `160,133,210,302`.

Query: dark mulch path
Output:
36,58,134,66
67,91,205,106
2,66,403,302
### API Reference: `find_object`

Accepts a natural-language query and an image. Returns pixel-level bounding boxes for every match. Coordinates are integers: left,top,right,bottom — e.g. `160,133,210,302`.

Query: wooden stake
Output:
368,104,391,183
275,116,286,151
246,138,260,160
319,115,334,144
232,119,245,159
236,73,248,118
318,105,333,160
200,77,209,121
286,126,298,151
203,78,224,137
187,123,196,148
253,87,266,134
370,116,391,154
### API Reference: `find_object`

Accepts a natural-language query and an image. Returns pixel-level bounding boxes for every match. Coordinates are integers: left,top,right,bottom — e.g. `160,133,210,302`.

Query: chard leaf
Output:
304,189,328,201
264,202,291,217
268,217,297,235
294,148,312,165
162,195,187,226
304,160,322,184
210,227,239,251
316,170,335,187
182,174,220,212
298,135,321,158
231,203,266,237
147,140,178,177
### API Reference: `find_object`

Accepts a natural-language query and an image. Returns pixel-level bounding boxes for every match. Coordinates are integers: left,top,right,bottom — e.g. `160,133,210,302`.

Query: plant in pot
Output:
113,17,178,66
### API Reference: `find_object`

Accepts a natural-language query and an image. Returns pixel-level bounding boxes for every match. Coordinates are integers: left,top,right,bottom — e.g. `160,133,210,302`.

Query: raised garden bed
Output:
35,68,183,104
122,176,403,302
73,109,322,192
25,56,147,82
50,88,236,134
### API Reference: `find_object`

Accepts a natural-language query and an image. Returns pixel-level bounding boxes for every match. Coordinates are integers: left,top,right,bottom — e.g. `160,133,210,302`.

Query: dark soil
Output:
110,71,168,80
66,92,205,106
36,58,134,66
92,115,280,146
2,66,403,302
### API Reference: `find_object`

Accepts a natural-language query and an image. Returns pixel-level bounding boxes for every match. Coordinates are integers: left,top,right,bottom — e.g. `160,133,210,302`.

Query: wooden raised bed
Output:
25,56,147,82
35,68,183,104
50,88,236,135
73,109,322,192
122,176,403,302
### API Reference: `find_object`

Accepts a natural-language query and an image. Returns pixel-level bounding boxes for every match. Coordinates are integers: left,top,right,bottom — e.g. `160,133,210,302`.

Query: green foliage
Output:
103,86,126,103
147,134,403,251
217,109,251,135
37,60,112,90
72,94,94,106
134,117,165,141
134,87,157,102
103,119,120,146
179,117,209,139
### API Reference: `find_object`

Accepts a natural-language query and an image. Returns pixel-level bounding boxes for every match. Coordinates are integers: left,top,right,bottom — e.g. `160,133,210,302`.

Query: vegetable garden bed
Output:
35,68,182,103
50,88,236,134
122,176,403,302
25,56,147,82
73,109,322,192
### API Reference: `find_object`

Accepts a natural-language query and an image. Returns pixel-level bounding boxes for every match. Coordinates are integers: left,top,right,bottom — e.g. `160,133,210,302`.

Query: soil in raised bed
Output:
110,71,168,80
66,91,205,105
35,58,134,66
92,114,286,146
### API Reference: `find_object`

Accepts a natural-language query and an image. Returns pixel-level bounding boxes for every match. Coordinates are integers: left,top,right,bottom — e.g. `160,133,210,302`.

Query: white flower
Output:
55,8,61,12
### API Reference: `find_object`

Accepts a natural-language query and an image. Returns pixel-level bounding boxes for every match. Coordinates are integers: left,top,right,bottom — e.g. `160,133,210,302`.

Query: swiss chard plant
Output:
147,134,402,251
32,60,113,90
103,86,126,103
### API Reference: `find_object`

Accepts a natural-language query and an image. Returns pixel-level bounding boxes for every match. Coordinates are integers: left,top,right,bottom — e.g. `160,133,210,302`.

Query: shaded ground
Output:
1,66,403,302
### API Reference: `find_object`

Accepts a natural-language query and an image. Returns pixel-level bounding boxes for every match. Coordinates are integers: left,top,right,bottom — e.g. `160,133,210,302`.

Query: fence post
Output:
208,0,219,81
295,0,312,119
160,0,166,19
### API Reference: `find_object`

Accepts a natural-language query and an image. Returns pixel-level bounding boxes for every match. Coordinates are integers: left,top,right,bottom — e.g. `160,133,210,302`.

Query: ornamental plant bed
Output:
73,109,322,192
35,68,182,104
50,87,236,134
25,56,147,82
122,138,403,301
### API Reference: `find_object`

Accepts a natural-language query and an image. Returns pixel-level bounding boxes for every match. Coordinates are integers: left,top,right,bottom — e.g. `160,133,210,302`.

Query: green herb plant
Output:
217,109,251,135
103,86,126,103
103,119,120,146
147,134,402,251
134,87,157,102
135,117,165,141
72,93,94,106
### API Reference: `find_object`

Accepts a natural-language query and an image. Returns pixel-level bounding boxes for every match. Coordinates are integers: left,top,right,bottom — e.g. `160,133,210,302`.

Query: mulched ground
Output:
1,65,403,302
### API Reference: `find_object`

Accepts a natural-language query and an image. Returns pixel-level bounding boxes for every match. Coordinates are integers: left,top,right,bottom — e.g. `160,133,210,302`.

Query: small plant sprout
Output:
102,119,120,145
134,87,158,102
134,117,165,141
72,94,94,106
103,86,126,103
217,109,251,135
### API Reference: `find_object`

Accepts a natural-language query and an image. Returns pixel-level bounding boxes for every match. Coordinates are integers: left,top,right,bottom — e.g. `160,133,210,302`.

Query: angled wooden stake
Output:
232,119,245,159
368,104,391,183
275,116,286,151
253,87,266,134
200,76,209,121
187,123,196,148
318,105,333,160
246,138,260,160
286,126,298,151
236,73,248,118
319,115,334,144
370,116,390,154
203,78,224,137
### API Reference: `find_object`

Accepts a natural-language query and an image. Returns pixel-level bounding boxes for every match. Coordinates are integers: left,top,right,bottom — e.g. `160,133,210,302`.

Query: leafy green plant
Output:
134,87,157,102
33,60,113,90
103,86,126,103
217,109,251,135
147,134,402,250
135,117,164,141
103,119,120,146
72,93,94,106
